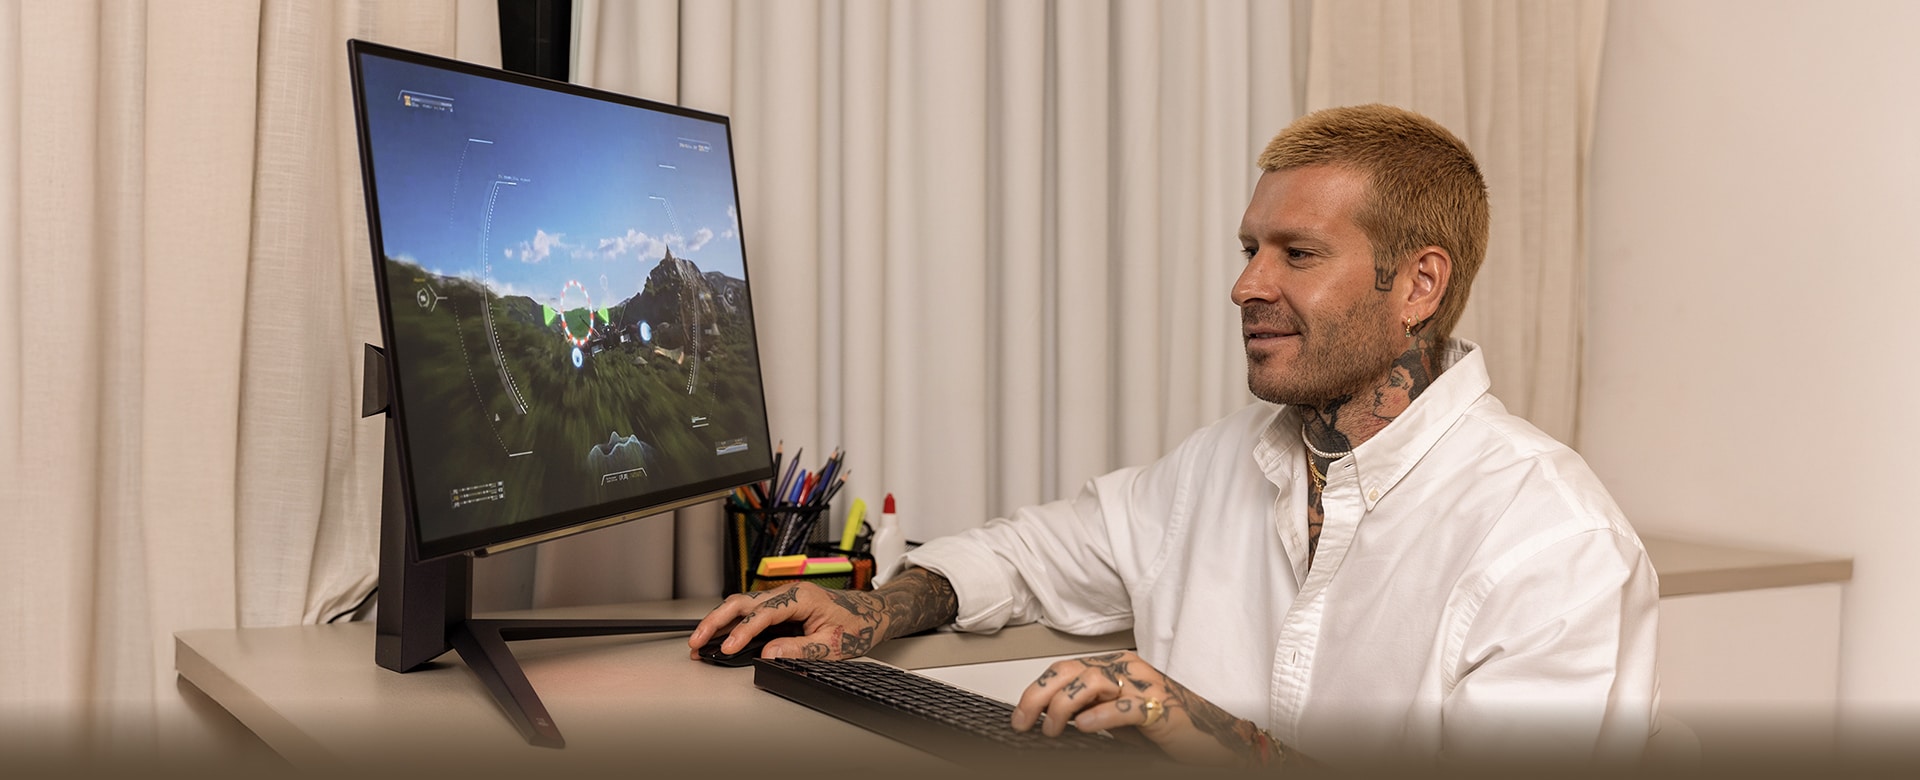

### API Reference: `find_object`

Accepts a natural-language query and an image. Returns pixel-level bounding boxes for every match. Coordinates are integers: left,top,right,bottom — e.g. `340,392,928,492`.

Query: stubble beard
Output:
1244,295,1403,408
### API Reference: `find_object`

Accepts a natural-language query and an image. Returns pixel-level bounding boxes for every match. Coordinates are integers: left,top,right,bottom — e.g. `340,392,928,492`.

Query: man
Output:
689,104,1659,768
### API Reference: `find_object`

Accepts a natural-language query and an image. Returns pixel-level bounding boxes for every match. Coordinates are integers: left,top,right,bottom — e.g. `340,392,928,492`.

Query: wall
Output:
1584,0,1920,750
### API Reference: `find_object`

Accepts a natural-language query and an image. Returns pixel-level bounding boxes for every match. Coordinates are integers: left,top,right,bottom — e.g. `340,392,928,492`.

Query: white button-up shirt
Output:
902,341,1659,765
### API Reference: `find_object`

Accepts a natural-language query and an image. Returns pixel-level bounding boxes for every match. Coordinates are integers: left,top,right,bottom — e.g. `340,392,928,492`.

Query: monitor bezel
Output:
348,40,775,564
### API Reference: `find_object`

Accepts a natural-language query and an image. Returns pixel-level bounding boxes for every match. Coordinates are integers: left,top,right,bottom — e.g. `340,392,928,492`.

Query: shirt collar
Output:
1253,339,1492,509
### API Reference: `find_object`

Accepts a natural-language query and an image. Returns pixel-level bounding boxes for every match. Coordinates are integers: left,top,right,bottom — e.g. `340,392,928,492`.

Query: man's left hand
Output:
1011,650,1268,766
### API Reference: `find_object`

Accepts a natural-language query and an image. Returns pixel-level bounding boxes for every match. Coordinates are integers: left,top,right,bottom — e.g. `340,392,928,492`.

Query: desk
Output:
174,600,1132,774
174,535,1851,771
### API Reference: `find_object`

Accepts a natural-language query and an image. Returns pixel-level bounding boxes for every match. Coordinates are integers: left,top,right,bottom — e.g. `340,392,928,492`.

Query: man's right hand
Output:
687,567,959,661
688,582,886,660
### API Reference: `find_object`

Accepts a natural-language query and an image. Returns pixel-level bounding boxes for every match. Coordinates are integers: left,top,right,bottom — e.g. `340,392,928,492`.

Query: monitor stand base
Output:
449,617,701,748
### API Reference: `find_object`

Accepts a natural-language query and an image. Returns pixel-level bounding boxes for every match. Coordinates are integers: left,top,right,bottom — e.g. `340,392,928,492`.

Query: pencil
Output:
775,446,804,509
764,441,783,504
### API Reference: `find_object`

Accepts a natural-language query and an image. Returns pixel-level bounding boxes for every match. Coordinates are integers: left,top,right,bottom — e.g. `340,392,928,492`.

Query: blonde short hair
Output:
1257,104,1488,340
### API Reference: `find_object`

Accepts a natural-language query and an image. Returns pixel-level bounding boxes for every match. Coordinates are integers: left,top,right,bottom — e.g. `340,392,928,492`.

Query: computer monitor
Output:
347,39,775,748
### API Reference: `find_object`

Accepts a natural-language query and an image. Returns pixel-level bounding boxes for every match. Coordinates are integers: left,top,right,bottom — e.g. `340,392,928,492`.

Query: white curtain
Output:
1304,0,1608,444
535,1,1292,607
0,0,496,756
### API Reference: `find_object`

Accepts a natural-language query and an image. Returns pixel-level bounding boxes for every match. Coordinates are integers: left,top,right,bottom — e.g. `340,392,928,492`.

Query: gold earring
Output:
1403,318,1417,338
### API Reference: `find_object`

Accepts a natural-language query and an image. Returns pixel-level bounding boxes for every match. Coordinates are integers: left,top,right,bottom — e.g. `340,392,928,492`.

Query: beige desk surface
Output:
175,535,1849,772
175,601,1132,774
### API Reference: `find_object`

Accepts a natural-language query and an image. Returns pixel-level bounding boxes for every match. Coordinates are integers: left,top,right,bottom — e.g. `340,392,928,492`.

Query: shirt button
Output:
1367,488,1380,502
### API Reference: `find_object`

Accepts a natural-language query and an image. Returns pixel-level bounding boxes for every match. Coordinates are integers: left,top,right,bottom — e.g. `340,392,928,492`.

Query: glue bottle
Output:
870,493,906,581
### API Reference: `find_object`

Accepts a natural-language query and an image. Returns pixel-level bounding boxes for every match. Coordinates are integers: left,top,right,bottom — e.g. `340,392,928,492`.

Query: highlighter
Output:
839,498,869,552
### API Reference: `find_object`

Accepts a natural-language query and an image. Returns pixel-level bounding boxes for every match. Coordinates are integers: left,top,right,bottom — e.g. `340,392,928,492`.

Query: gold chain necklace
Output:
1306,454,1328,492
1302,427,1349,493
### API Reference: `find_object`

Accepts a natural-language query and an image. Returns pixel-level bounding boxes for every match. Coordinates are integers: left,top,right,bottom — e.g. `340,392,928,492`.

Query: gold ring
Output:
1139,697,1163,727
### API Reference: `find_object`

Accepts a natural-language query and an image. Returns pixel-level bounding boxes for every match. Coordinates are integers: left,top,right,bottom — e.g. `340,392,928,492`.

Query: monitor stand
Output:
362,344,700,748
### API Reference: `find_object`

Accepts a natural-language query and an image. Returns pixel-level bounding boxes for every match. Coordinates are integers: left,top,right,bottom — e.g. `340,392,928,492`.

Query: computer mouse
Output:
698,621,809,667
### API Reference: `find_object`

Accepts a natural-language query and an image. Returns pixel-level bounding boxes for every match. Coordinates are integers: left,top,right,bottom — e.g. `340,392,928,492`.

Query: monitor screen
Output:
351,43,774,562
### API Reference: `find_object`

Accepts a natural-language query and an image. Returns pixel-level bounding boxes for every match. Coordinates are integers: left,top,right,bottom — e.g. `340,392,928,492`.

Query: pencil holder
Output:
727,503,870,595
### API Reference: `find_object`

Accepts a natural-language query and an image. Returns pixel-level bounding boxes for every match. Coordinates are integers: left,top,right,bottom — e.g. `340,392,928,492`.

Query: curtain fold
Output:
0,0,496,755
1305,0,1605,444
237,2,501,624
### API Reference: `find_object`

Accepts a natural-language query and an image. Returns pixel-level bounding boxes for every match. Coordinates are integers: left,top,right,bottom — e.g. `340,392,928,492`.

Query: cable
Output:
326,586,379,624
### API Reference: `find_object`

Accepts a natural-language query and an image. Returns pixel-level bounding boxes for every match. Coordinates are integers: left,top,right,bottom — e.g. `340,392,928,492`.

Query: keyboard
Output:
752,657,1152,766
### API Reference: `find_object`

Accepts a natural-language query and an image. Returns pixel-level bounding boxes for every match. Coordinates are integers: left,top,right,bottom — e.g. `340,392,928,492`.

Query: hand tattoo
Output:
759,587,801,610
1160,675,1260,759
838,625,878,656
824,589,884,627
1079,652,1150,692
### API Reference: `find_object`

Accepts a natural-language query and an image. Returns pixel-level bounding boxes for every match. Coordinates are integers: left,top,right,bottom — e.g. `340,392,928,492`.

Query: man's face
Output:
1233,166,1406,407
